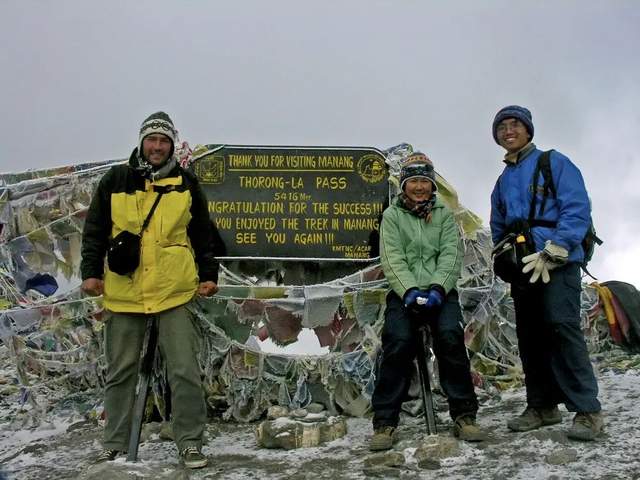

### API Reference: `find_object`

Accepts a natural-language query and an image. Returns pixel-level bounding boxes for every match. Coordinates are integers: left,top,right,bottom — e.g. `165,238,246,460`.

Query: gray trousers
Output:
103,303,206,452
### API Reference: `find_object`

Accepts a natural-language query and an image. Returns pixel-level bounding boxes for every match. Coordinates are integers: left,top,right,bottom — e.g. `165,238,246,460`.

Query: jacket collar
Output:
128,147,181,180
503,142,536,165
395,194,444,209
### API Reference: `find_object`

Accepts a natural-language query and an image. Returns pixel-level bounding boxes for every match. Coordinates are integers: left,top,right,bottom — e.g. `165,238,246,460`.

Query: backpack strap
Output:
539,150,556,214
528,157,541,224
528,150,549,224
529,150,603,275
535,150,556,217
528,150,559,231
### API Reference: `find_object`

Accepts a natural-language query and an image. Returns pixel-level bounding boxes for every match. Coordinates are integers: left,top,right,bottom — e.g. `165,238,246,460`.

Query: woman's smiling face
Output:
404,177,433,202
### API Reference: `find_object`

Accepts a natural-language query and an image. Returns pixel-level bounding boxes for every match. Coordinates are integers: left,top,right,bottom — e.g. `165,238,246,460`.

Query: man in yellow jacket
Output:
81,111,219,469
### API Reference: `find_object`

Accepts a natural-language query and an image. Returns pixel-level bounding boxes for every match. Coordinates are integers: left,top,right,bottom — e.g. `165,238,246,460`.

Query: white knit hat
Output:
138,111,177,153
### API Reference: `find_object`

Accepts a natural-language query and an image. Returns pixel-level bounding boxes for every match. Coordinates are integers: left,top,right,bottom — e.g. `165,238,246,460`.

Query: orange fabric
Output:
592,283,622,344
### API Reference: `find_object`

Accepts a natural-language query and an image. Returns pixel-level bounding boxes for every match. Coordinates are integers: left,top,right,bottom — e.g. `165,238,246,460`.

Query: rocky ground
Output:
1,366,640,480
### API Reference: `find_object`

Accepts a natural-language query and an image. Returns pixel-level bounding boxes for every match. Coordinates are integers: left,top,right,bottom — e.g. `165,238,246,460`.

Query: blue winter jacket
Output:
490,146,591,264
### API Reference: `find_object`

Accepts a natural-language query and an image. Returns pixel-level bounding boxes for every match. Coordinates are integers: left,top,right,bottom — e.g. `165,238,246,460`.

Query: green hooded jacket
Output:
380,196,462,298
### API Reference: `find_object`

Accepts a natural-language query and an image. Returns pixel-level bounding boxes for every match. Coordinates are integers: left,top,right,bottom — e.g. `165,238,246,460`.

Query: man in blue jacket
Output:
490,105,603,441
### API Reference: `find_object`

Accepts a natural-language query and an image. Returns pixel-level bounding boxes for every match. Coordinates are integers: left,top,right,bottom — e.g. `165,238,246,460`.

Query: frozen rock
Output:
290,407,308,418
267,405,289,419
416,457,441,470
545,448,578,465
298,411,328,423
363,451,405,468
414,434,460,469
306,402,325,414
255,415,347,449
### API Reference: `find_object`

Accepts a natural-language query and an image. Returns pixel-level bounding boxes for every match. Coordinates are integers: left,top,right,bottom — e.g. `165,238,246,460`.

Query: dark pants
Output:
372,290,478,428
512,263,600,413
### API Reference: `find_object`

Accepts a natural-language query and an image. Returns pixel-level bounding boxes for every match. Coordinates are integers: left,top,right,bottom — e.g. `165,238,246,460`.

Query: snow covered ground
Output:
1,365,639,480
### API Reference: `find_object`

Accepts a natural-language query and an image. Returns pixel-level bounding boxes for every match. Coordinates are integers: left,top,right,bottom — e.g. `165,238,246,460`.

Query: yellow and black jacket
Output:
81,150,219,314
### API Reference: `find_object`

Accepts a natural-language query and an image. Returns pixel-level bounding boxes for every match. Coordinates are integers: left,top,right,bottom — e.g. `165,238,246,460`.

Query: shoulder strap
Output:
139,188,167,235
539,149,556,194
528,152,544,224
529,150,556,222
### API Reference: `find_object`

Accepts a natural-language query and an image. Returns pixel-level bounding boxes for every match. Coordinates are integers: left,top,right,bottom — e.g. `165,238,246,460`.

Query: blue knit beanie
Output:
492,105,534,144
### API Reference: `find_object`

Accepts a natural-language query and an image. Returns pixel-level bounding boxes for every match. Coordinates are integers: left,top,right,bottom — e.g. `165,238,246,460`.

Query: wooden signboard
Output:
194,145,388,260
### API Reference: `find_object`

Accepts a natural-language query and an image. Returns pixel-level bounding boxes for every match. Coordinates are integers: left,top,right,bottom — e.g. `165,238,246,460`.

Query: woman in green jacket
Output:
369,152,484,451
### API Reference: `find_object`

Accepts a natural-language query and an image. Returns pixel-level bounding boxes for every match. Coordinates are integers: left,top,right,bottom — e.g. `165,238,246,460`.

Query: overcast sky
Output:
1,0,639,286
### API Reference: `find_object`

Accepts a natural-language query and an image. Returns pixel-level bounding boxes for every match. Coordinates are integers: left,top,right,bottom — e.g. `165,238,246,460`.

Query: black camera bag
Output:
107,190,165,276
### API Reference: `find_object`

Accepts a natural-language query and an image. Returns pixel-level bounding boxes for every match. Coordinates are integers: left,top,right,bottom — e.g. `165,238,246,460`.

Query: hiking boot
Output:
507,406,562,432
180,446,208,469
94,449,123,463
567,412,604,441
453,415,486,442
369,426,396,451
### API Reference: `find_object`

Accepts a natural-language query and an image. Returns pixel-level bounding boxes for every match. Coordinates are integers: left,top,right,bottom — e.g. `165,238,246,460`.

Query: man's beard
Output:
136,151,177,181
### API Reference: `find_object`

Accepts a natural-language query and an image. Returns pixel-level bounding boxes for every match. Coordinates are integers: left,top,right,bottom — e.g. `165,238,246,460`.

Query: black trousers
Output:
372,290,478,428
511,263,600,413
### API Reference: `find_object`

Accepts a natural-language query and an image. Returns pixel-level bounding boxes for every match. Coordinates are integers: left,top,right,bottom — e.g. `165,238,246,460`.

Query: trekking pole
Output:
127,317,158,462
415,301,437,435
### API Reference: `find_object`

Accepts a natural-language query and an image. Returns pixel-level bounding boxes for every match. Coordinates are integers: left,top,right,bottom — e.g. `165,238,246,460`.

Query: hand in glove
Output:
404,288,433,315
403,288,421,308
416,288,444,309
521,240,569,283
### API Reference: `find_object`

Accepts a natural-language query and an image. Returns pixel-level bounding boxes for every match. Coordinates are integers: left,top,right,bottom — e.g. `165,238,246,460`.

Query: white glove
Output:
521,240,569,283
